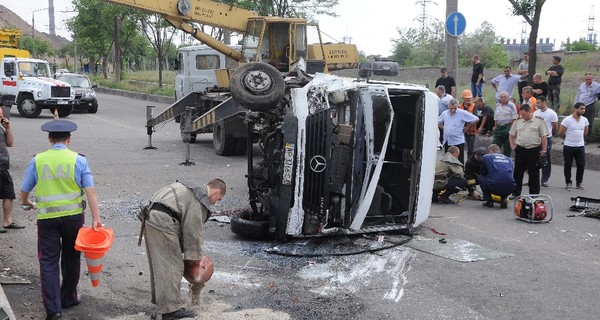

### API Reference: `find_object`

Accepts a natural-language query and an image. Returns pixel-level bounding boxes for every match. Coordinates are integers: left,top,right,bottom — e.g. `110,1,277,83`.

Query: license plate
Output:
57,100,68,105
282,143,295,185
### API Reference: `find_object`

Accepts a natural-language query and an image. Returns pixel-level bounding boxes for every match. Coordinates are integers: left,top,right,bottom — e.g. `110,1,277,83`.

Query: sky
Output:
2,0,598,56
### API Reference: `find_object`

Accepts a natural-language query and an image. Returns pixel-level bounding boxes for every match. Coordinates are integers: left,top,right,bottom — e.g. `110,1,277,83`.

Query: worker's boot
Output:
161,308,196,320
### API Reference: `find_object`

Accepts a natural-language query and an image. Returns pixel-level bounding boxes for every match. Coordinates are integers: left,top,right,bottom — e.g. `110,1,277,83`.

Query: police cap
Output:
41,119,78,138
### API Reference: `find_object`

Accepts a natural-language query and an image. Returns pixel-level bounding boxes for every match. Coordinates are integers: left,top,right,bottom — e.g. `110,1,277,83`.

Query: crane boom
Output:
104,0,257,32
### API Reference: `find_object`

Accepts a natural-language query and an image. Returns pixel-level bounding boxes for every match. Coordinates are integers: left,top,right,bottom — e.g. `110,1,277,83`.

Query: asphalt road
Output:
1,93,599,320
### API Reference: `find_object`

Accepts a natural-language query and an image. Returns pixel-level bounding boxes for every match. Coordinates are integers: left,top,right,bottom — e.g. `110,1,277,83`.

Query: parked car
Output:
54,72,98,113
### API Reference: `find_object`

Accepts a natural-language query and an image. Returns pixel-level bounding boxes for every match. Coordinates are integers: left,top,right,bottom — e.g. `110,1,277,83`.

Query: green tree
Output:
391,27,419,66
68,0,118,78
140,14,178,87
561,38,598,51
458,21,508,68
508,0,546,84
19,36,55,58
238,0,339,19
391,22,444,67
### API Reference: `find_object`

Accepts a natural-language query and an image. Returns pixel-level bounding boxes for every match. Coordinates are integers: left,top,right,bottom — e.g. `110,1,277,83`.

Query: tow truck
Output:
105,0,438,240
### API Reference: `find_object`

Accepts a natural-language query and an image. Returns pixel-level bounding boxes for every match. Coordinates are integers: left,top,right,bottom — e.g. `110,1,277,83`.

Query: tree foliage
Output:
391,21,507,68
458,21,508,68
237,0,339,19
508,0,546,84
391,22,444,67
18,36,55,58
561,38,599,51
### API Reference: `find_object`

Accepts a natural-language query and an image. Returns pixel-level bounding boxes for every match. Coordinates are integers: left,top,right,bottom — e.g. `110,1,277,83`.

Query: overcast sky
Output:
3,0,598,56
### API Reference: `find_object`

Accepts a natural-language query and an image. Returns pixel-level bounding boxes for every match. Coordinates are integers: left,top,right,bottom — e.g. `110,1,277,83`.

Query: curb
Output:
95,87,175,105
475,136,600,172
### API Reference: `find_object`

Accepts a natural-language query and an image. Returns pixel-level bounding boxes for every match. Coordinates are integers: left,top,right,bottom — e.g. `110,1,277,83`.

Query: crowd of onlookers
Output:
433,53,600,207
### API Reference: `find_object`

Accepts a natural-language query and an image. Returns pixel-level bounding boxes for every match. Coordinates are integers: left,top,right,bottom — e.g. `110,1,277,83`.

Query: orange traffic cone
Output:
74,227,114,287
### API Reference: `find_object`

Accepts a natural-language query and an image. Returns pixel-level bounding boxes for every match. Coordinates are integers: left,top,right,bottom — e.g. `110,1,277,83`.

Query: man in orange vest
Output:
522,86,537,112
459,89,477,160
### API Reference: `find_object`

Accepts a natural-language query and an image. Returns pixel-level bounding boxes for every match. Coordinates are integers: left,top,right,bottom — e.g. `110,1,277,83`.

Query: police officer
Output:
478,144,516,209
20,119,103,320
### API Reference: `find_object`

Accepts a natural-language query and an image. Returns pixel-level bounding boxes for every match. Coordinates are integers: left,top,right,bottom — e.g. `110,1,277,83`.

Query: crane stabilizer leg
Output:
143,106,157,150
179,107,196,166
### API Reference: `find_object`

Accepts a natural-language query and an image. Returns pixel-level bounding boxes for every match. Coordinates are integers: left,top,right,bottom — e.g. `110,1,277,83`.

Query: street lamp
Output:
32,7,49,58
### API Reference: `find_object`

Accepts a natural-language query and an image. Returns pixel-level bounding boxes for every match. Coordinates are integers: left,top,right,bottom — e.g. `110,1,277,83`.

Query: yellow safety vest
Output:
35,148,84,220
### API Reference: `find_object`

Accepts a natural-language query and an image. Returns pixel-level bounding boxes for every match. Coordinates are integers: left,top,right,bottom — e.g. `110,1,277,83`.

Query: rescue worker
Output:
433,146,466,204
140,179,225,319
479,144,516,209
464,147,487,200
20,120,103,320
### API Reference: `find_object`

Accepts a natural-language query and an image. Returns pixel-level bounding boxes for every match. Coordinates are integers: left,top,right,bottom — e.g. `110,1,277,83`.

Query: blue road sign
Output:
446,12,466,37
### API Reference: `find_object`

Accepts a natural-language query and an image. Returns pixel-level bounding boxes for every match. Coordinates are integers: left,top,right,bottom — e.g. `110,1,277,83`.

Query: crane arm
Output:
104,0,257,33
163,16,242,61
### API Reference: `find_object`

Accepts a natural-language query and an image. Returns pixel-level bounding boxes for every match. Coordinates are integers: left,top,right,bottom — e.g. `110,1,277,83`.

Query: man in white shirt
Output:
533,96,558,187
558,102,589,191
574,72,600,143
438,98,479,164
436,85,454,149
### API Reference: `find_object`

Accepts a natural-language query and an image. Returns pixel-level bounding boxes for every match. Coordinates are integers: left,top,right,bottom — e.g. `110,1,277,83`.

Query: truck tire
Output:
234,138,247,155
88,100,98,113
50,106,74,118
17,94,42,118
230,62,285,112
230,211,269,240
213,121,236,156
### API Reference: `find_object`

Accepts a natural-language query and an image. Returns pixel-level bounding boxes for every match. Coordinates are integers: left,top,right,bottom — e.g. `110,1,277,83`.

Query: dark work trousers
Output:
444,143,465,165
583,102,596,142
563,145,586,185
517,81,527,103
465,134,476,160
435,177,467,200
548,84,561,111
479,176,514,202
438,128,444,145
492,124,512,157
513,145,541,195
37,213,84,315
541,137,553,184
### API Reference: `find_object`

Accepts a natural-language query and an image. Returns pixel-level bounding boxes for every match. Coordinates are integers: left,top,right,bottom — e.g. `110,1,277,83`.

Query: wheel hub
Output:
22,99,36,113
242,70,272,94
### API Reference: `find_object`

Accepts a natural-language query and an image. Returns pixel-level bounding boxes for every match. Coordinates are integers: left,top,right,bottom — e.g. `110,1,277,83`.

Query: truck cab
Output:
175,45,240,100
0,57,75,118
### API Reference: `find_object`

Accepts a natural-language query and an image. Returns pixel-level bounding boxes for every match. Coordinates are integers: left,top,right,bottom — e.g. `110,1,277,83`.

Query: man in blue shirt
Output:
491,66,524,102
20,120,103,320
479,144,516,209
438,98,479,164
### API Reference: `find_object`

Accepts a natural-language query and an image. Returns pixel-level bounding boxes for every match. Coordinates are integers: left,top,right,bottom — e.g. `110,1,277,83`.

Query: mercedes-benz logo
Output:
310,155,327,173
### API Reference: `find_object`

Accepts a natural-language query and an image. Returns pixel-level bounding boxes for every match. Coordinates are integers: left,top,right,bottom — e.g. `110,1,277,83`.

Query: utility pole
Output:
444,0,458,79
49,0,56,36
32,7,49,58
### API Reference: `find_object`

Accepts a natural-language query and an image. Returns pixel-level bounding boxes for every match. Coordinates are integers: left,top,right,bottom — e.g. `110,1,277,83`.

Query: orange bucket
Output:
75,227,114,287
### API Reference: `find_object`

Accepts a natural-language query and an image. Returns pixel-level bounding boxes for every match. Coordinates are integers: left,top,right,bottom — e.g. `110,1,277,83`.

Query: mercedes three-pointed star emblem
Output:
310,155,327,173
